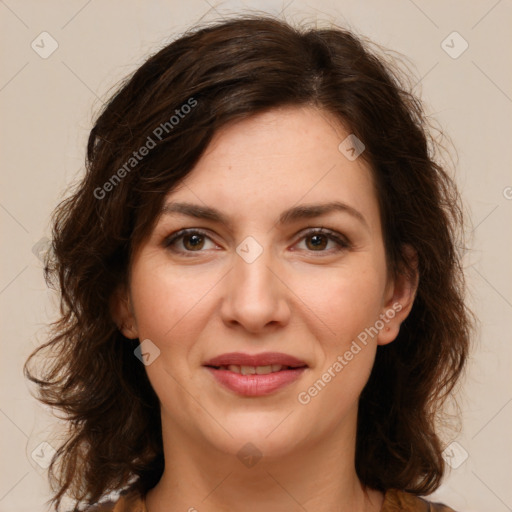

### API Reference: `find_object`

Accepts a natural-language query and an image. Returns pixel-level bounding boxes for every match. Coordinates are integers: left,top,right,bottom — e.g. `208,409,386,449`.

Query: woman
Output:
25,15,472,512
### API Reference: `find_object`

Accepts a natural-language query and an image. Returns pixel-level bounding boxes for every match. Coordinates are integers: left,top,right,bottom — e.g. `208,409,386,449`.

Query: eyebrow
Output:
160,200,368,229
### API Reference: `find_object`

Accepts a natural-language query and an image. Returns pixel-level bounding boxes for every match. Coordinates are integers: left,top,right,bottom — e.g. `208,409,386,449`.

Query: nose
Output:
219,240,291,334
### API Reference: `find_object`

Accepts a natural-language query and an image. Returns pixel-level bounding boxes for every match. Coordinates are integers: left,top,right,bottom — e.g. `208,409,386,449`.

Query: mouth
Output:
204,363,307,375
202,351,308,369
203,358,308,396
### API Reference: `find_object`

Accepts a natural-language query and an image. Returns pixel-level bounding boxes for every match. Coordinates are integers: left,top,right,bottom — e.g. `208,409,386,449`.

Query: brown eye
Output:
295,228,351,254
163,227,350,258
163,229,218,255
182,233,206,251
305,233,329,251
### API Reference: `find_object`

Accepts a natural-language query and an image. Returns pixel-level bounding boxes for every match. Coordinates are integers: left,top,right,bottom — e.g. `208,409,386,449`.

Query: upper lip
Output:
203,352,308,368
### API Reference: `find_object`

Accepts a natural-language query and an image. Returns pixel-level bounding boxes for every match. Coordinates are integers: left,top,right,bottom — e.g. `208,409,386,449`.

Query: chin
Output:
202,414,308,460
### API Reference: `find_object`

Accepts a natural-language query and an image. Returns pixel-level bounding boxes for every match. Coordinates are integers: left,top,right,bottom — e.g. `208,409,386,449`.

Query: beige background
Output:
1,1,511,511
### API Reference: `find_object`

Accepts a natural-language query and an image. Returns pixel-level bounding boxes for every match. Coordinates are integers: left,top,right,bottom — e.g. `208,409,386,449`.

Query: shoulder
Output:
381,488,458,511
82,485,146,512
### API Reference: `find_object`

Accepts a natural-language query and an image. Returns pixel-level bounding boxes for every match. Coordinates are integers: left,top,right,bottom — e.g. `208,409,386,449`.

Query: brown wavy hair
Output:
24,14,473,511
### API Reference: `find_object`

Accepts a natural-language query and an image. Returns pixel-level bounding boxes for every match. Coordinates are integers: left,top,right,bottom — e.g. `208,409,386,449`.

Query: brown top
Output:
85,486,457,511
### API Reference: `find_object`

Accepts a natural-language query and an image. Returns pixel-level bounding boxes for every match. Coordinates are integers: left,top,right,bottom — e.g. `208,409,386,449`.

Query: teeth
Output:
221,364,285,374
256,365,273,374
241,365,256,375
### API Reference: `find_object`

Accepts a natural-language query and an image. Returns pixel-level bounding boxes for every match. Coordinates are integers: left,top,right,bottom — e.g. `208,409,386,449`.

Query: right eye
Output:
163,229,220,256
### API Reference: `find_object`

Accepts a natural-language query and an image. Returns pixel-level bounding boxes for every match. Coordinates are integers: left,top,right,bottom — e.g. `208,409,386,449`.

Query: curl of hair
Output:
24,15,473,511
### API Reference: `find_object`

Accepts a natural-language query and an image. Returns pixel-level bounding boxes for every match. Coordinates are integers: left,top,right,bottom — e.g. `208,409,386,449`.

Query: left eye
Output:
163,228,350,256
294,228,350,253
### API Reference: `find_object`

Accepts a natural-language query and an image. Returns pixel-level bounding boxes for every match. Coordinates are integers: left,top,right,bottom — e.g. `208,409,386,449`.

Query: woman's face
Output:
117,106,415,460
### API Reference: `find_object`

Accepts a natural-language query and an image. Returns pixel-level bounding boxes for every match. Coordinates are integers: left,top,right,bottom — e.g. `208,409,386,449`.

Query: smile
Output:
204,365,307,396
213,364,297,374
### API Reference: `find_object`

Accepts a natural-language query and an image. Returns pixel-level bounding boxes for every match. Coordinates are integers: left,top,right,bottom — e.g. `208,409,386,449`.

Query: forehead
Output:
162,106,380,233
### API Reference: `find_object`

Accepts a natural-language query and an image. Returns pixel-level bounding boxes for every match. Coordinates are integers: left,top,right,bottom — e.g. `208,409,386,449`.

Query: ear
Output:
377,244,419,346
110,284,139,339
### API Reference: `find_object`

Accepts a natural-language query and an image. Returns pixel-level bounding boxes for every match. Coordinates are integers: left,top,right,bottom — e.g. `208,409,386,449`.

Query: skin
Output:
114,105,418,512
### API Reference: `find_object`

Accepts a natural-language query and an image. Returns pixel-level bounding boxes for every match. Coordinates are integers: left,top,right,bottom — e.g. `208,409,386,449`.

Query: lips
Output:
203,352,308,397
203,351,308,368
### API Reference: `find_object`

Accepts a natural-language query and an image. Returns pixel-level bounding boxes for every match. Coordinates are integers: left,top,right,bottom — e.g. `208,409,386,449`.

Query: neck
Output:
145,408,383,512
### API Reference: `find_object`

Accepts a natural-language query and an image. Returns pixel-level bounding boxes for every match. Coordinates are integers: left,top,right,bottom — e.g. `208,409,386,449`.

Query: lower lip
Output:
204,366,307,396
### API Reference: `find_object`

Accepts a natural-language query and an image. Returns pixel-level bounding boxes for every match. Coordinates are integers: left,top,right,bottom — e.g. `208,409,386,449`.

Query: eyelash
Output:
162,227,351,257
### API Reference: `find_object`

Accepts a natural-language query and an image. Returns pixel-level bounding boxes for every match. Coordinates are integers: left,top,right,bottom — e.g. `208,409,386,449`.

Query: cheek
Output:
295,269,383,419
129,266,212,400
130,260,217,341
300,261,387,339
